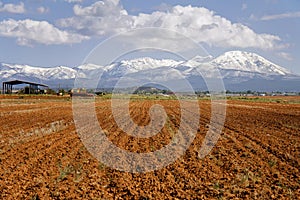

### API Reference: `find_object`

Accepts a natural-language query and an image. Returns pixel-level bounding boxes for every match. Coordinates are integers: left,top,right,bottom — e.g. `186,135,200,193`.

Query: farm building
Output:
2,80,48,94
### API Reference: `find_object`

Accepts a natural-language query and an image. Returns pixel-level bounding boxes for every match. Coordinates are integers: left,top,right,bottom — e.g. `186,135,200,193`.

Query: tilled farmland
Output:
0,95,299,199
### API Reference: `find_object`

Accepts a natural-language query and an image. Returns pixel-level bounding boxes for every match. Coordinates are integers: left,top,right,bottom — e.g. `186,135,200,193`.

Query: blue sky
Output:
0,0,299,74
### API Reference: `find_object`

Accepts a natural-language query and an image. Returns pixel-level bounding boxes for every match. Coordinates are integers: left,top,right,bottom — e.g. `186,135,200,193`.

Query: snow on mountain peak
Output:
104,57,182,76
120,57,181,69
76,63,104,71
0,63,77,81
212,51,291,75
0,51,296,90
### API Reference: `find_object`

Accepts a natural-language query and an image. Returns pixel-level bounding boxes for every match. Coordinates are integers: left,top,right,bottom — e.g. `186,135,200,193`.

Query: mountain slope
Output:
0,51,299,91
0,63,76,81
212,51,291,75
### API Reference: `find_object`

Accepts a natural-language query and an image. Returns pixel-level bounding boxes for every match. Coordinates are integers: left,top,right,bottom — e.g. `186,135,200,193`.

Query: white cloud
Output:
277,52,293,61
37,6,49,14
154,3,173,12
0,1,25,14
0,19,89,46
133,6,283,50
261,11,300,20
73,0,124,16
59,3,283,50
59,0,131,35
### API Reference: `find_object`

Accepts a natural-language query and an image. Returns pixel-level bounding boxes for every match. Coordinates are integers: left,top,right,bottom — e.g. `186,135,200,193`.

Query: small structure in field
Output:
2,80,48,94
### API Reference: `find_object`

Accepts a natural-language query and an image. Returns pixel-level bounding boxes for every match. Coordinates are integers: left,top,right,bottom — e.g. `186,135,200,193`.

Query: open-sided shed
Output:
2,80,48,94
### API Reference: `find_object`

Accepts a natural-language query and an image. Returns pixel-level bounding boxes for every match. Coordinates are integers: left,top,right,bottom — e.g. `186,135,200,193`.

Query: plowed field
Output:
0,95,299,199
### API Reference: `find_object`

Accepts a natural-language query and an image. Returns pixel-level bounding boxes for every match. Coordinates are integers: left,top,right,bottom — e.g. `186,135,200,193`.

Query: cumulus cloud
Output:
0,1,25,14
133,6,282,50
59,0,131,35
155,3,173,12
59,2,282,50
0,19,89,46
73,0,124,16
261,11,300,20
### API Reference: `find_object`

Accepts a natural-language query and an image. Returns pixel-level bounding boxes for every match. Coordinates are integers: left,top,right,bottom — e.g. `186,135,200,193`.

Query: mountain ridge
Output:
1,51,299,91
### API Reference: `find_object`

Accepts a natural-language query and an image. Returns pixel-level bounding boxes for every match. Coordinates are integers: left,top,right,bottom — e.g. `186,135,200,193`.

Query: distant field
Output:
0,95,299,199
227,95,300,104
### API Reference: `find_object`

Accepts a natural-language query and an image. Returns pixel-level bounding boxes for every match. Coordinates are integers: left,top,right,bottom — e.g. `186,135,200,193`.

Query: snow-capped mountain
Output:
0,63,77,81
0,51,299,91
212,51,291,75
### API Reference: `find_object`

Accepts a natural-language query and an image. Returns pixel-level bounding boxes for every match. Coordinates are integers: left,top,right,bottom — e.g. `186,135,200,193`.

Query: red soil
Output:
0,96,299,199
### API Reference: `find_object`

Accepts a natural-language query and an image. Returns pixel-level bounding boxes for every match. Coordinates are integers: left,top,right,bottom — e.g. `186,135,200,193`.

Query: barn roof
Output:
3,80,48,87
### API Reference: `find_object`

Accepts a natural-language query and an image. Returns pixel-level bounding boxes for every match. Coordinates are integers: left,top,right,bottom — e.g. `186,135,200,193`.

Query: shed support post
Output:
4,83,6,94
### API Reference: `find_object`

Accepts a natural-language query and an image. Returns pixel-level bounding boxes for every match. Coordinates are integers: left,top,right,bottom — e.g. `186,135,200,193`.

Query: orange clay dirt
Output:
0,95,299,199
